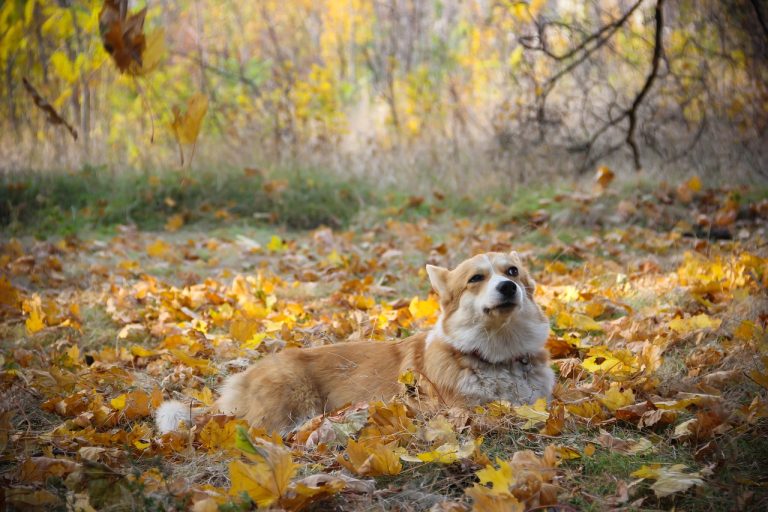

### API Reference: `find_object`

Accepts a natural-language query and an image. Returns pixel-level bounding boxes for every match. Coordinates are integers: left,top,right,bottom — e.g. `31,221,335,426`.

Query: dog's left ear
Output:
426,264,449,298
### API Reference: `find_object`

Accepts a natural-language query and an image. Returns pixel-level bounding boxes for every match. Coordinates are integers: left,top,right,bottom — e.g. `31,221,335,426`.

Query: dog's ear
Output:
425,264,449,297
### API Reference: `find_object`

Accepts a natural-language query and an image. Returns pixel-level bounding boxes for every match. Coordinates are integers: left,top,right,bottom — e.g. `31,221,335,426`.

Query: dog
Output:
156,251,554,434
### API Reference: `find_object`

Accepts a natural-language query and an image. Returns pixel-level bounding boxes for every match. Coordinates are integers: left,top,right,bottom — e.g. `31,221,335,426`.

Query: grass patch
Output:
0,165,373,235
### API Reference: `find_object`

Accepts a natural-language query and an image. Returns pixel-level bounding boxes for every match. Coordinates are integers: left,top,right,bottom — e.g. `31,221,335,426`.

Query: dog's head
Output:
426,251,550,362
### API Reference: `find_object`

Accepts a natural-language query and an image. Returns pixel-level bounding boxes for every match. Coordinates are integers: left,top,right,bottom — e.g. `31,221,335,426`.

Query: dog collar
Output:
465,348,534,368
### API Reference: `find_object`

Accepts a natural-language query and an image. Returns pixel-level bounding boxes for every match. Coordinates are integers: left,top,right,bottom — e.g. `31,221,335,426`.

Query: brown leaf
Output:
22,78,78,140
18,457,80,483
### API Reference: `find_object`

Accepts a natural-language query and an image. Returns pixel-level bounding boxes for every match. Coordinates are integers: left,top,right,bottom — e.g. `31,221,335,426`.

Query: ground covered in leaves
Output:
1,177,767,511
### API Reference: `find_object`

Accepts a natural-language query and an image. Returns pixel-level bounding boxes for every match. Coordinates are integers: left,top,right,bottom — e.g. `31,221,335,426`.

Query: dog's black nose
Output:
497,280,517,297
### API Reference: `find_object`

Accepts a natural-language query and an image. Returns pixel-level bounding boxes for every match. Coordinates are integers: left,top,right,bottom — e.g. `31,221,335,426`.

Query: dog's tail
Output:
155,400,199,434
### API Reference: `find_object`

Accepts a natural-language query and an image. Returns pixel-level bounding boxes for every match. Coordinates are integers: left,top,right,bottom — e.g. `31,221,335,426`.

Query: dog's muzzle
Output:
483,280,520,314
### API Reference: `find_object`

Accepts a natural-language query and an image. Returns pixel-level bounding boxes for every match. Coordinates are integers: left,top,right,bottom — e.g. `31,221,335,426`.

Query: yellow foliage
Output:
668,313,722,334
582,346,640,377
23,295,46,334
170,93,208,145
408,295,440,321
338,439,402,476
599,383,635,411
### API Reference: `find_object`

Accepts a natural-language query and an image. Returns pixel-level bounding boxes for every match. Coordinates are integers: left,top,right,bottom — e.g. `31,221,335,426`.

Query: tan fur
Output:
214,251,554,433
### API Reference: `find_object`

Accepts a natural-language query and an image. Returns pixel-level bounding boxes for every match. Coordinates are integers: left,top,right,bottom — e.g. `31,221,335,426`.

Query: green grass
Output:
3,164,564,237
0,165,374,235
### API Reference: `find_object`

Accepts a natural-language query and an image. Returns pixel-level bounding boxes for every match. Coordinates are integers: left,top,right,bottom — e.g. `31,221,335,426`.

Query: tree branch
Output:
626,0,665,169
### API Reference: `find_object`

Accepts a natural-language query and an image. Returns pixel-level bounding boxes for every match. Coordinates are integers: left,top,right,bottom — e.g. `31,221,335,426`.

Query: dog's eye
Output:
506,266,519,277
468,274,484,283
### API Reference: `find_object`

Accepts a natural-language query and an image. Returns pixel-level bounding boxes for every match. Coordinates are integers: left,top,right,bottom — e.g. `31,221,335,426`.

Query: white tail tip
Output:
155,400,196,434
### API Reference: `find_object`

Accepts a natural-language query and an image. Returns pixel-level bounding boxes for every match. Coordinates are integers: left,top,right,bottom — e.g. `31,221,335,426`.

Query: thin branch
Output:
626,0,665,169
749,0,768,42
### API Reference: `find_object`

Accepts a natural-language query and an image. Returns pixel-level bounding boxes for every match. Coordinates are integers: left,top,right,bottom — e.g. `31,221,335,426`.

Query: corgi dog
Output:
156,251,554,434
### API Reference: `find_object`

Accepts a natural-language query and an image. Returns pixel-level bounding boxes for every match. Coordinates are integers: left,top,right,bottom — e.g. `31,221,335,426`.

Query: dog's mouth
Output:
483,301,518,315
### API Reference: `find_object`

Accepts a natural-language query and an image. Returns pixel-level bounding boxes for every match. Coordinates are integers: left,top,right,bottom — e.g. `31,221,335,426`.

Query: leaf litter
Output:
1,176,767,510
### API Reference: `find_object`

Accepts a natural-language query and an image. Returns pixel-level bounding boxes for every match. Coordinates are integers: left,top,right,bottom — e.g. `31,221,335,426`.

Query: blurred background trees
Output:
1,0,766,183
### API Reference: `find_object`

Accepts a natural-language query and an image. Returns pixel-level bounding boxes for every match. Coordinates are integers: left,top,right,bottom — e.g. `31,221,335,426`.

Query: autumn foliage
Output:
1,174,767,509
2,0,766,175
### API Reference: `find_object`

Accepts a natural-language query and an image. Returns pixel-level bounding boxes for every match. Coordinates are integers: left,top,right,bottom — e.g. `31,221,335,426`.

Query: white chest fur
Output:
457,359,554,406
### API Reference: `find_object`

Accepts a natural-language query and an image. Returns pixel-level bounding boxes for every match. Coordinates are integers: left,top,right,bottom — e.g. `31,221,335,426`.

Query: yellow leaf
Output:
734,320,760,341
23,295,46,334
598,383,635,411
188,386,215,406
556,445,581,460
111,394,127,410
171,93,208,145
631,464,707,498
509,46,524,68
136,28,164,75
133,439,150,450
630,463,662,479
199,418,241,453
338,439,402,476
147,239,170,258
228,438,296,506
466,485,525,512
326,249,343,267
669,314,722,334
513,397,549,429
581,346,640,377
50,51,77,83
408,295,440,321
243,332,266,350
556,311,602,331
401,438,479,464
566,400,604,421
266,235,287,252
397,369,415,387
169,349,217,375
229,459,287,507
350,295,375,310
165,213,184,232
595,166,615,190
583,443,596,457
130,345,157,357
686,176,702,192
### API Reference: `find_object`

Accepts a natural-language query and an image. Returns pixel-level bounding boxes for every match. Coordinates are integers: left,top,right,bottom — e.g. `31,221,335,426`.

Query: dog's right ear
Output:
426,264,449,297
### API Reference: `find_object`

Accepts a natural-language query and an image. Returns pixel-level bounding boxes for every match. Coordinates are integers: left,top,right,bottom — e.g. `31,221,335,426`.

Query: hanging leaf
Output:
170,93,208,165
99,0,150,75
22,78,78,141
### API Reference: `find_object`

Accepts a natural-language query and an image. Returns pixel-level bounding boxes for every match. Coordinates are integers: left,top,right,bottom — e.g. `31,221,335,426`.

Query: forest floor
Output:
1,175,767,511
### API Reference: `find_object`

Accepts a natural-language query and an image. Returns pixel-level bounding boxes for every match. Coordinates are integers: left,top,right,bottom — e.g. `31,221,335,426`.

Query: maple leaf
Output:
229,437,297,507
408,295,440,321
470,446,560,508
99,1,160,75
338,439,402,476
581,346,640,377
170,93,208,165
598,383,635,411
22,295,46,334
